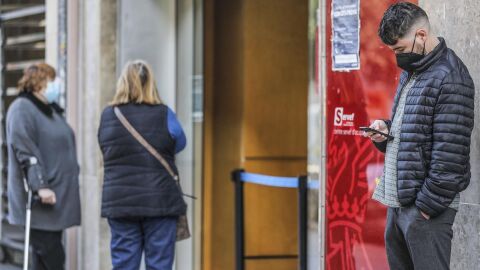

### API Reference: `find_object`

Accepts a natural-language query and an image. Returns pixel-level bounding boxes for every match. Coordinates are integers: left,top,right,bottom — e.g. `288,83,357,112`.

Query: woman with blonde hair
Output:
98,60,186,270
6,63,81,270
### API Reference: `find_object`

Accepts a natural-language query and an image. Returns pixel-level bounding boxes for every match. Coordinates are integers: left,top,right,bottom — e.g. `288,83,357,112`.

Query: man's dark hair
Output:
378,2,429,45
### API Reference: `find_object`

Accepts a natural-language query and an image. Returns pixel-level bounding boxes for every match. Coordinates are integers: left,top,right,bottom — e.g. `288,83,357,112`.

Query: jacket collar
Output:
410,37,448,74
18,92,64,117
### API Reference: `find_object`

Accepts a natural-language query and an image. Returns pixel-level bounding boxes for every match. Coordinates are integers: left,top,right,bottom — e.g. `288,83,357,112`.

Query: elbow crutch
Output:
22,156,39,270
23,187,33,270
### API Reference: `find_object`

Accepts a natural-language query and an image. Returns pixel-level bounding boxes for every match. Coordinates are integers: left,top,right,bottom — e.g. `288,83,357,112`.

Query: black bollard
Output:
232,169,245,270
298,175,308,270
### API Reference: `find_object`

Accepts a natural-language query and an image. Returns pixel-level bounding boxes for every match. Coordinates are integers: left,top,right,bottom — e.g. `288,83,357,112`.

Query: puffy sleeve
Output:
415,73,475,217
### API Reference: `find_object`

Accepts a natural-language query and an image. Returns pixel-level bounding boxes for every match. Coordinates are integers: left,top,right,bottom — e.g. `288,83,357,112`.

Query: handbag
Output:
114,107,191,241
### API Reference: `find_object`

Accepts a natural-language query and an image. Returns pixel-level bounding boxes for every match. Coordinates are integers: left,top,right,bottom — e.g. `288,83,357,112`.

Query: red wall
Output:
324,1,417,269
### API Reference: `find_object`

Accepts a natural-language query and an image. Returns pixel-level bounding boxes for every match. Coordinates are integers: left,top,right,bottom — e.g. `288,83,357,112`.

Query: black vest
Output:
98,103,186,218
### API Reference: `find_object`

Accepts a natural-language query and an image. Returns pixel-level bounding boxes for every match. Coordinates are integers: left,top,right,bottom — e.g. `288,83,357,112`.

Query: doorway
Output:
203,1,309,269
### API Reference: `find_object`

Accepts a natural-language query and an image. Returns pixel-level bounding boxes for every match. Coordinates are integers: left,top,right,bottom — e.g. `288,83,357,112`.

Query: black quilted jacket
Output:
375,38,475,217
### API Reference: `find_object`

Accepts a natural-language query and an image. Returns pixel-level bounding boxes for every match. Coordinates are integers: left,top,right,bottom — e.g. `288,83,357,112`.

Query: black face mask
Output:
396,34,426,72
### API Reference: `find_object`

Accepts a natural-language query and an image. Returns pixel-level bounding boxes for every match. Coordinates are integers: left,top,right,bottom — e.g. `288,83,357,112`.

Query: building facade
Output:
0,0,479,269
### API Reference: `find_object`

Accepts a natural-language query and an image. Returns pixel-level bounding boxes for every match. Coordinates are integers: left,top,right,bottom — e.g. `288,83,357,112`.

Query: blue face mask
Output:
45,78,61,103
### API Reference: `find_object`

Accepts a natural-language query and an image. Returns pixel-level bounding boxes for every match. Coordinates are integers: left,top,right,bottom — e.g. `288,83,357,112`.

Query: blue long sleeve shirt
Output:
166,107,186,153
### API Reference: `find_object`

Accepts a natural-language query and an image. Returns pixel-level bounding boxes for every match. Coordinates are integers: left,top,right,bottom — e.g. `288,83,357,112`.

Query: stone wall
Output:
75,0,117,269
420,1,480,269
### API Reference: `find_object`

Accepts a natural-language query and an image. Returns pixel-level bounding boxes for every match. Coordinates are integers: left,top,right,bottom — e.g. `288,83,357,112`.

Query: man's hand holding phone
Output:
362,120,390,142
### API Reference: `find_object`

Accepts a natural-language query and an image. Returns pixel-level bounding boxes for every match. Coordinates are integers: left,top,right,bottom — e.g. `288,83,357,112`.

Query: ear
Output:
415,28,428,42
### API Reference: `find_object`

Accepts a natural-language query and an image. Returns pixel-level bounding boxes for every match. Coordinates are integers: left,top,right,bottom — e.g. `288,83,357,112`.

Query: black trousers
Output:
385,205,456,270
30,229,65,270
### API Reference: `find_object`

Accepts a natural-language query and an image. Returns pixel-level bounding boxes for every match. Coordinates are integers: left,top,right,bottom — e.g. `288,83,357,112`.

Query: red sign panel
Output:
324,0,417,269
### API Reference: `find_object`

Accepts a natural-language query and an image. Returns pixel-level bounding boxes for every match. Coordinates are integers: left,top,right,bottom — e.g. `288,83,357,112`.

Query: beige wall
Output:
45,0,58,67
69,0,117,269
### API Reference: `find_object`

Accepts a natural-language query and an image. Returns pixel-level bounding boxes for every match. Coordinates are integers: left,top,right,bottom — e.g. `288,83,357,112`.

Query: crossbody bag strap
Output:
114,107,178,180
114,107,197,200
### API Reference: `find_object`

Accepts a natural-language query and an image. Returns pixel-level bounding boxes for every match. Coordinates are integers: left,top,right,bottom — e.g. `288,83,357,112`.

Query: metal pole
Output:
0,15,5,259
23,189,32,270
298,175,308,270
232,169,245,270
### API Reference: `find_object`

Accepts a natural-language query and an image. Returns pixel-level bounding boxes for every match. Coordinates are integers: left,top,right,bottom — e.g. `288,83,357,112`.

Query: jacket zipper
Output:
395,72,416,204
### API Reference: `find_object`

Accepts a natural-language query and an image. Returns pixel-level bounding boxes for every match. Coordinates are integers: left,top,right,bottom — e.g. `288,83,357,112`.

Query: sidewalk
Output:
0,263,20,270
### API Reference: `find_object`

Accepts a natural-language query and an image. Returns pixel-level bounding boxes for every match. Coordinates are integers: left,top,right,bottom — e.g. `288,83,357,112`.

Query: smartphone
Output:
360,127,394,140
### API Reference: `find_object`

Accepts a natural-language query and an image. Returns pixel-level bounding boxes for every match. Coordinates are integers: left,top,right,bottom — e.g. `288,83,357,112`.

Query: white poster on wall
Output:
332,0,360,71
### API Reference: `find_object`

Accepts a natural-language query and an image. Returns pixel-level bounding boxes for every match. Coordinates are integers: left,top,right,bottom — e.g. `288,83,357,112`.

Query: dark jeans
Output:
385,205,456,270
108,216,177,270
30,229,65,270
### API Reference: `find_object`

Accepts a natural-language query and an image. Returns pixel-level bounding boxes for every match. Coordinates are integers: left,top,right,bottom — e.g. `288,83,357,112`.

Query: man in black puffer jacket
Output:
364,3,475,270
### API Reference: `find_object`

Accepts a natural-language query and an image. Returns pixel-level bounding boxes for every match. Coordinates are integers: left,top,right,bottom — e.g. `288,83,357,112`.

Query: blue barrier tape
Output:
239,172,319,189
240,172,298,188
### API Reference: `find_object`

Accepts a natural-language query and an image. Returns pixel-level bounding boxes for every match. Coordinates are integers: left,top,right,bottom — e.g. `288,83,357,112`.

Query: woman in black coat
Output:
98,60,186,270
